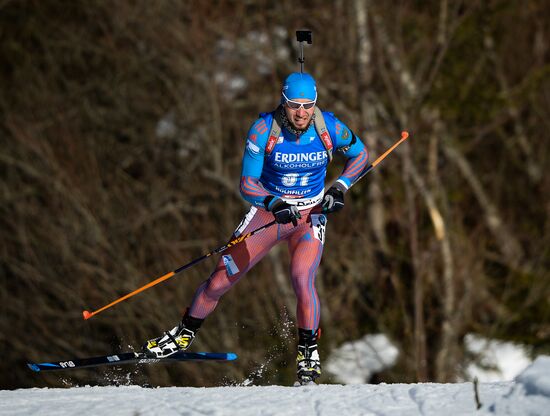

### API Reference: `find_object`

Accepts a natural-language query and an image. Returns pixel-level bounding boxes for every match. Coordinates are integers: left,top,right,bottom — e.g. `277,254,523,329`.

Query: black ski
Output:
27,351,237,372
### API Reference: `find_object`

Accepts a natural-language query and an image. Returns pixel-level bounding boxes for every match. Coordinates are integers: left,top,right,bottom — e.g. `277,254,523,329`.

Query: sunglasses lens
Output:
285,100,316,110
286,101,301,109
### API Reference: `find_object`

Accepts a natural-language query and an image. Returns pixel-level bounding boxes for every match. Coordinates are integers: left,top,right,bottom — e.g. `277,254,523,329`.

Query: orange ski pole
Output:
82,220,277,320
351,131,410,186
83,131,409,320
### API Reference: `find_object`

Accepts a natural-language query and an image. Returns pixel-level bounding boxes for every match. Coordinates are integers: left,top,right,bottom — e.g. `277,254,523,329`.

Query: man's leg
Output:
287,213,326,330
144,207,280,357
287,212,326,382
188,207,280,318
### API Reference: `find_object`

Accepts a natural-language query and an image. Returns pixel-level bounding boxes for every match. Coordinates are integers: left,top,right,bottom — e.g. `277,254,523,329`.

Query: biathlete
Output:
144,72,369,384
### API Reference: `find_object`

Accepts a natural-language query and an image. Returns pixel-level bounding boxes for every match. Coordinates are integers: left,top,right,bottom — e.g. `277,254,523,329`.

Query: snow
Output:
464,334,532,382
326,333,399,384
214,71,248,98
155,112,177,140
2,356,549,416
515,356,550,397
0,383,509,416
482,356,550,415
326,332,534,385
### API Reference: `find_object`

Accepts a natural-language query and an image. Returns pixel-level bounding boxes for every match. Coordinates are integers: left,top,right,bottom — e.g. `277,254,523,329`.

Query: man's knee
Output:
204,271,235,298
292,274,314,298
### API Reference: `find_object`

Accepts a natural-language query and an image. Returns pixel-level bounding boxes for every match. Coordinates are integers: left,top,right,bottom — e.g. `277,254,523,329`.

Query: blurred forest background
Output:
1,0,549,389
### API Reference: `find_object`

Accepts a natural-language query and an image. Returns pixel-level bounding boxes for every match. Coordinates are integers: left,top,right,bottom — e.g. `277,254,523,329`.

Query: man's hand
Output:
265,197,301,226
322,185,345,213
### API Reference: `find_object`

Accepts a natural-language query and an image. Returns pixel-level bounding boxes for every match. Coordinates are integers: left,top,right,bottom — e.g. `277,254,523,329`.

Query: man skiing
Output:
144,72,369,384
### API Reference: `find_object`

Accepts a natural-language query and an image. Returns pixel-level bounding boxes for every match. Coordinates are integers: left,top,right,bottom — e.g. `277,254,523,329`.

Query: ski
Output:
27,351,237,372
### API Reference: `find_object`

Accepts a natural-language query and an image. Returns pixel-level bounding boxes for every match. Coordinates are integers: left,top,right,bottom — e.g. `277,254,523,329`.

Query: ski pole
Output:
83,131,409,320
351,131,410,187
82,220,277,320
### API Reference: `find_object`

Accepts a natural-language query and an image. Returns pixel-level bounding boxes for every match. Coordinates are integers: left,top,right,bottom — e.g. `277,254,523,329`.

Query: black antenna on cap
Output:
296,30,312,73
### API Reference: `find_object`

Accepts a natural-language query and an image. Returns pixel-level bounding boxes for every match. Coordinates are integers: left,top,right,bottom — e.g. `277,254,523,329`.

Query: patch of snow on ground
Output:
325,333,399,384
465,333,532,382
480,355,550,415
514,355,550,396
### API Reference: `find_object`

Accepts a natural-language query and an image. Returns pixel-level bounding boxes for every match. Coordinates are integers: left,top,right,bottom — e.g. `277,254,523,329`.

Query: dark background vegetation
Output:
1,0,548,389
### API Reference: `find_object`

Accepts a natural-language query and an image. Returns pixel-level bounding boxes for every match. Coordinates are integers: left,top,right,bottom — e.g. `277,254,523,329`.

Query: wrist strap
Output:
332,181,347,193
263,195,277,211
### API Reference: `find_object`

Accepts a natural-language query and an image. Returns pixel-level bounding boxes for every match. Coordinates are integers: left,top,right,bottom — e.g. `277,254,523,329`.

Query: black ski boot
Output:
296,328,321,385
144,312,203,358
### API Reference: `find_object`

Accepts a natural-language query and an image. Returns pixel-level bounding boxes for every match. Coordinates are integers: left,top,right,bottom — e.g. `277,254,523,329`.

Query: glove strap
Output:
332,181,348,194
263,195,278,211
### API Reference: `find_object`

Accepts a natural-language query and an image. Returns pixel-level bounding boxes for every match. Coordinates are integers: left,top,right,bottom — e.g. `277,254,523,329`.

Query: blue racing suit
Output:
189,108,368,331
240,110,368,209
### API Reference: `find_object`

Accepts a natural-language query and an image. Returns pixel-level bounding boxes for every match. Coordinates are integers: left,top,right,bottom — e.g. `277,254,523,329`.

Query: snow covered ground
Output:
2,356,549,416
326,333,534,384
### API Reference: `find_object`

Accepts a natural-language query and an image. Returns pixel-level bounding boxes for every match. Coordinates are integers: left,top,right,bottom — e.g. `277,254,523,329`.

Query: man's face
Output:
283,98,316,131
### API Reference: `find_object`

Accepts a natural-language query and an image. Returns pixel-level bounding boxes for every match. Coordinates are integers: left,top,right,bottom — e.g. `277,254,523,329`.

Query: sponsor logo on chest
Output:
274,151,327,164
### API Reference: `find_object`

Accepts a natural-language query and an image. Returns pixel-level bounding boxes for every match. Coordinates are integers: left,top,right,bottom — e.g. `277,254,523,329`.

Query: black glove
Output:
264,196,301,226
322,185,345,213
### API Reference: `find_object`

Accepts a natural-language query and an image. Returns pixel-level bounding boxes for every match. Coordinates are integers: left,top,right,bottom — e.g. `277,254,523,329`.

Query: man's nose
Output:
296,107,307,116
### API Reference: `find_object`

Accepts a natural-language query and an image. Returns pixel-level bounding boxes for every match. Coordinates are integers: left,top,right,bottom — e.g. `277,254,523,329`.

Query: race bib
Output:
222,254,240,276
310,214,327,244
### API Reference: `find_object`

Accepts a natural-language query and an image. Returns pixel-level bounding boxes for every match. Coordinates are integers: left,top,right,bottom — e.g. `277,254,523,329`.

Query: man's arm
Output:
332,117,369,191
239,118,276,209
321,115,369,213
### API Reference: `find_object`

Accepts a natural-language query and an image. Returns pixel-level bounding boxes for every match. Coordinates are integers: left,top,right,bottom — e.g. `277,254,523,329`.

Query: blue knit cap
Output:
281,72,317,102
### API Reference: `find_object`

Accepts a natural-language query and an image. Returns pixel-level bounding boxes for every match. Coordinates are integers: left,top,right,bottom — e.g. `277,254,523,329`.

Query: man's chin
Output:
292,120,309,130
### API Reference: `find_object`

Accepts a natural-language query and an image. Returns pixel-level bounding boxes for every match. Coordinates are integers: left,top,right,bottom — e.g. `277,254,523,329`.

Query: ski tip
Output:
226,353,238,361
27,363,41,372
401,131,409,140
82,310,92,320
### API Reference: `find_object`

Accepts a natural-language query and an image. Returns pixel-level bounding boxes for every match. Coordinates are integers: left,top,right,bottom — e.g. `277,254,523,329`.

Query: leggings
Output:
188,206,327,331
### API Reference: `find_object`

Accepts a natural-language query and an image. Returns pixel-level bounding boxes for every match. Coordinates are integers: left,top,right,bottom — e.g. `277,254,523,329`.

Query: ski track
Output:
408,385,424,415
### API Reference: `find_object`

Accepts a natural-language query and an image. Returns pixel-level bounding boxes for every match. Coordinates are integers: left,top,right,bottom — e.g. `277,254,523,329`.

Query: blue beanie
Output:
281,72,317,101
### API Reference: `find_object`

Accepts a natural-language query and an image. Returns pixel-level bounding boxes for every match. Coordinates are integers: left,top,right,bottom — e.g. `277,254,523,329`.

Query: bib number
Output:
311,214,327,244
281,172,312,187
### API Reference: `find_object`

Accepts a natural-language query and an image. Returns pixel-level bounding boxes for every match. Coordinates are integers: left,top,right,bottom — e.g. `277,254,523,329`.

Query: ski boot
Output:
143,312,203,358
296,328,321,385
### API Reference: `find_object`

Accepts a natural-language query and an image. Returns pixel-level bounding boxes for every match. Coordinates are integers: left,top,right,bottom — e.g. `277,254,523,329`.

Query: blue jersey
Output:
240,109,368,210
